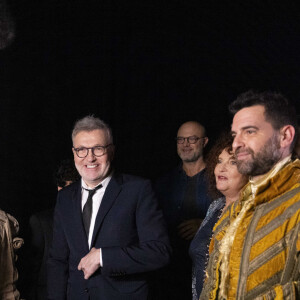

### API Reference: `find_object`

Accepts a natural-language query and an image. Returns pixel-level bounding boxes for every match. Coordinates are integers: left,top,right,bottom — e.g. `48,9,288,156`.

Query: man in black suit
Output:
47,116,171,300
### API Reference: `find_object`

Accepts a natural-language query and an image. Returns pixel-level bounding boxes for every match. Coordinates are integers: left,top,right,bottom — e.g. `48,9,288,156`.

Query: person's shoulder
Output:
113,173,150,186
54,181,81,208
289,158,300,174
58,180,80,196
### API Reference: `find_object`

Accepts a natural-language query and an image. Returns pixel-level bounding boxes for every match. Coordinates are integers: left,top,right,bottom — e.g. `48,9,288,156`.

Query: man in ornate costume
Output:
0,210,24,300
200,90,300,299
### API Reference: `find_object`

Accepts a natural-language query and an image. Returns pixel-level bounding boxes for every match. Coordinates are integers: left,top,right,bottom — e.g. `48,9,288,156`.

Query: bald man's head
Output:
176,121,208,163
178,121,206,137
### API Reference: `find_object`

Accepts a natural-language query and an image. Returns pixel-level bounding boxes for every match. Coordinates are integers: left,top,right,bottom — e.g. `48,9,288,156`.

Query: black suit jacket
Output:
47,174,171,300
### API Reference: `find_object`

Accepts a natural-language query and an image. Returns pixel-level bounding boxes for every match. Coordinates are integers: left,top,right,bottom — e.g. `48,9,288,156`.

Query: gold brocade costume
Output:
200,158,300,300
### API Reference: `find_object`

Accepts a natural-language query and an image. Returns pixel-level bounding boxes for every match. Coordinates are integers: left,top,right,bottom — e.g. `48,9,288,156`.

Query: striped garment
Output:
200,158,300,299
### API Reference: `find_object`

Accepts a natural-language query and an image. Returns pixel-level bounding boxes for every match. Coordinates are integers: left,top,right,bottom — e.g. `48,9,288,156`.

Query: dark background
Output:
0,1,300,291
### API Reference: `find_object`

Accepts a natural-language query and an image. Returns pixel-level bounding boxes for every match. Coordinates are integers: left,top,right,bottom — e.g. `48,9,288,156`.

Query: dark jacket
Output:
155,166,211,229
47,174,171,300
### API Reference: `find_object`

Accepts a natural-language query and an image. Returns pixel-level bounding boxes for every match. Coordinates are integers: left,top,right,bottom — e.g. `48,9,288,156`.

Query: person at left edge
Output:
47,116,171,300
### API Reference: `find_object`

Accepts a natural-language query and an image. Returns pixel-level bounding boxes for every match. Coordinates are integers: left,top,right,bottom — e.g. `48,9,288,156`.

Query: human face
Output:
231,105,282,177
214,149,247,198
177,122,207,163
72,129,113,187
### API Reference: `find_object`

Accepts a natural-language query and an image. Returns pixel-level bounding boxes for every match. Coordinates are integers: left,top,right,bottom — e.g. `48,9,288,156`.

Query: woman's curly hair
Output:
206,132,234,199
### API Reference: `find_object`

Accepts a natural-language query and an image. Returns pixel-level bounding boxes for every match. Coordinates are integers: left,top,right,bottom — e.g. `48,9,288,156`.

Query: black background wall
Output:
0,1,299,286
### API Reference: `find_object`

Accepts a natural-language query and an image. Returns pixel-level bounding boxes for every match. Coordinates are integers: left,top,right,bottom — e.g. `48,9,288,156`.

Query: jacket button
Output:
85,288,88,292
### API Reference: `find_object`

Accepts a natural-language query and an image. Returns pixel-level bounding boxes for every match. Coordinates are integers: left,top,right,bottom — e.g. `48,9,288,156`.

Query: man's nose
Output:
183,138,190,145
86,149,96,160
232,134,243,151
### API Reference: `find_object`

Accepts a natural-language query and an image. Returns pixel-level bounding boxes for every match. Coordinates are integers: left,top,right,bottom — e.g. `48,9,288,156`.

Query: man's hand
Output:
78,247,101,279
177,218,202,240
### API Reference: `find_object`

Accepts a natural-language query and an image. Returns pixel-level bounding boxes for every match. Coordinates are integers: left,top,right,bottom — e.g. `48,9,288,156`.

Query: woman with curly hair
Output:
189,132,248,300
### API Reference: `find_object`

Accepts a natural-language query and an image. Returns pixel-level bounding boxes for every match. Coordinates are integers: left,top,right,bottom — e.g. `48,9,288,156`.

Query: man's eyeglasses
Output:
73,144,112,158
176,136,205,144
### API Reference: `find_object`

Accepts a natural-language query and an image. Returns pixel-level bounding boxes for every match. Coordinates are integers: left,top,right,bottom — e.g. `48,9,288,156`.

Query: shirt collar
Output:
81,175,112,191
249,155,292,196
178,163,206,177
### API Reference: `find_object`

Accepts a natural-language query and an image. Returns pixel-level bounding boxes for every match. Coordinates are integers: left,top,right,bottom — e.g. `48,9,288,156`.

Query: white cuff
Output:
99,248,103,267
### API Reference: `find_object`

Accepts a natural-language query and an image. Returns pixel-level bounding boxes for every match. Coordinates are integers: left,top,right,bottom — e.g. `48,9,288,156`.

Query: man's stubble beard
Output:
180,149,202,163
236,134,282,176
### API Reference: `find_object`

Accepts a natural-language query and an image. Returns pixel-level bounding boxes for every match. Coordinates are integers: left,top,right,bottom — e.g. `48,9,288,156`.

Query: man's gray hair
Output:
72,116,113,144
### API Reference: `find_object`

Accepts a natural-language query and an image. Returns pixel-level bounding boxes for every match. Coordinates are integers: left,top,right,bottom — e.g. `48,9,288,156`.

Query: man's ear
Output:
203,137,209,148
279,125,295,149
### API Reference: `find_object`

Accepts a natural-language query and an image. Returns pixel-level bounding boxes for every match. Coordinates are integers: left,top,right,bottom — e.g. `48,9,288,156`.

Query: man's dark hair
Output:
55,159,80,188
205,132,234,199
229,90,298,150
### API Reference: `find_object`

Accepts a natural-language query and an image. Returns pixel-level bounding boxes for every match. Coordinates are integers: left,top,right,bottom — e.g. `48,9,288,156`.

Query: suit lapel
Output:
72,182,89,251
91,175,122,246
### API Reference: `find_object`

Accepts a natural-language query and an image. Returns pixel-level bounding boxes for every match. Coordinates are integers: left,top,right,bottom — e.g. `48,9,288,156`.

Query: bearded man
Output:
200,90,300,299
154,121,211,300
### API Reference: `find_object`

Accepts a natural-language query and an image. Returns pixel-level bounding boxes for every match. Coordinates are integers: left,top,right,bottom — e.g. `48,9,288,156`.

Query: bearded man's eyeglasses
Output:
176,136,205,144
